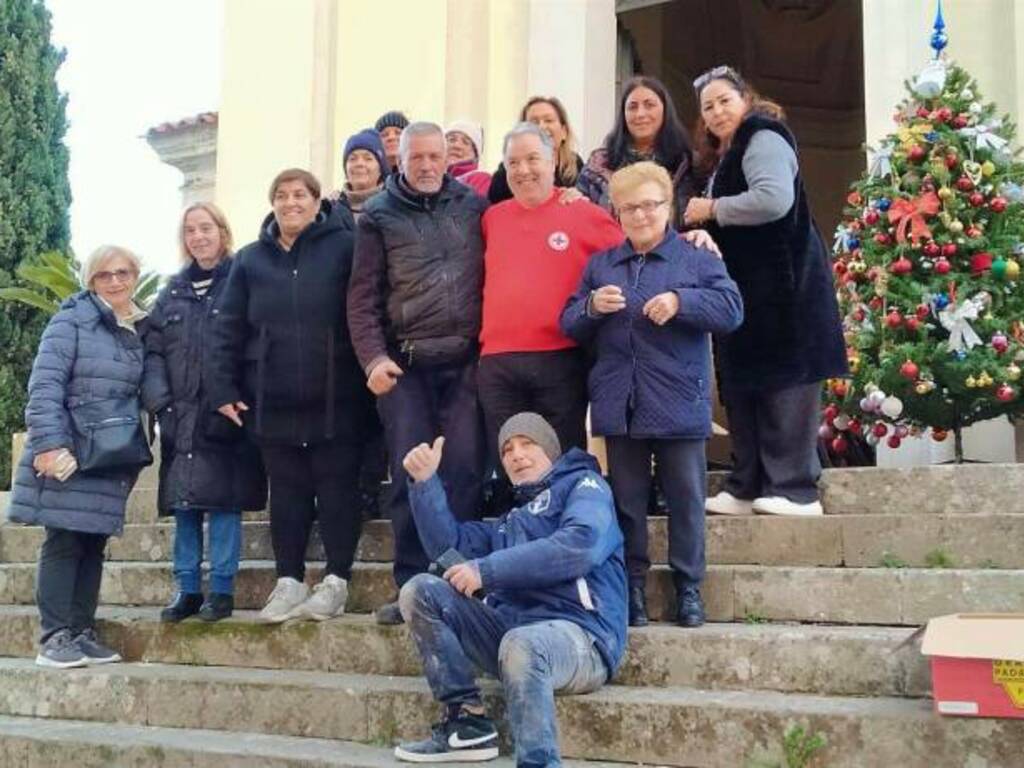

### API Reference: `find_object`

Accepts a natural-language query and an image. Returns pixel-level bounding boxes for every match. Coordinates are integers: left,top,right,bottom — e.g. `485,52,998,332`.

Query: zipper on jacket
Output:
627,253,646,416
291,256,305,441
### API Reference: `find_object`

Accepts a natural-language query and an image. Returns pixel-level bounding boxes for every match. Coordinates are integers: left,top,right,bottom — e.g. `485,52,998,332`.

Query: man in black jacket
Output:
348,121,489,624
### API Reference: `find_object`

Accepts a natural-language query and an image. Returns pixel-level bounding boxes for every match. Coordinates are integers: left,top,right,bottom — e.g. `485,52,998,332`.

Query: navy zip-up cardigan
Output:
561,230,743,439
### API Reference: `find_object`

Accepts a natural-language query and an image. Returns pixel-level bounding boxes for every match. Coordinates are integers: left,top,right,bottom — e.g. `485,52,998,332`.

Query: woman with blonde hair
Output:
142,202,266,622
562,161,742,628
488,95,584,204
9,245,151,667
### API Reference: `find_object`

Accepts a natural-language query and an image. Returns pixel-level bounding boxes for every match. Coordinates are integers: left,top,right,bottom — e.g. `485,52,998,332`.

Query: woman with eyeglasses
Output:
562,162,743,628
577,76,693,214
488,96,585,204
684,66,846,518
9,245,151,668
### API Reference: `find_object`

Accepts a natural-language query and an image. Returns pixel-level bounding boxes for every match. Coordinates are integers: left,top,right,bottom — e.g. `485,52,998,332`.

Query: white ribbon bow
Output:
868,146,893,180
939,295,985,353
832,225,849,255
958,121,1008,153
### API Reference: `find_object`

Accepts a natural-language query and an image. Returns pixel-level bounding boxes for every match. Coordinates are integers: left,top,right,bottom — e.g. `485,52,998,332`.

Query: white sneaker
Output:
752,496,824,517
259,577,309,623
297,574,348,621
705,491,754,516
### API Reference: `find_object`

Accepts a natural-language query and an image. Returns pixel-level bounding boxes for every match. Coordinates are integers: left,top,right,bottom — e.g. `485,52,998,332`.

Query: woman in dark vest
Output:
206,168,375,623
684,66,846,517
142,203,266,623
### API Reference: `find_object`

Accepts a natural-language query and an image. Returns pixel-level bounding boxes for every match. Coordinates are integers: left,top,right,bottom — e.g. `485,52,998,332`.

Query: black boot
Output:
677,585,705,628
628,585,649,627
160,592,203,623
198,593,234,622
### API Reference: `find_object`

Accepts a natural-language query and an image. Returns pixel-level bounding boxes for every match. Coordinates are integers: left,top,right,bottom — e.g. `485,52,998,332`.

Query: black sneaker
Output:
198,593,234,622
375,600,405,625
35,629,87,669
74,628,122,664
394,706,498,763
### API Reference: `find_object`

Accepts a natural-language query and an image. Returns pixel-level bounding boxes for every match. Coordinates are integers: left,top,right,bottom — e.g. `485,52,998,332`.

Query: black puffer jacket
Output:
142,259,267,516
205,201,375,445
8,292,147,536
347,174,488,370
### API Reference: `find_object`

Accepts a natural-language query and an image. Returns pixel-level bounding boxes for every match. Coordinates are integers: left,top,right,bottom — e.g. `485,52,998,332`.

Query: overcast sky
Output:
47,0,223,275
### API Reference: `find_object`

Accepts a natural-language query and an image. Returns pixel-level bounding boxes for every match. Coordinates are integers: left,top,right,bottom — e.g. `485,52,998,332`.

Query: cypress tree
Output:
0,0,71,486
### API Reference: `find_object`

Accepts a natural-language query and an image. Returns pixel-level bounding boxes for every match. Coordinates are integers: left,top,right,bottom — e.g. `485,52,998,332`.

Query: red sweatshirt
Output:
480,191,623,356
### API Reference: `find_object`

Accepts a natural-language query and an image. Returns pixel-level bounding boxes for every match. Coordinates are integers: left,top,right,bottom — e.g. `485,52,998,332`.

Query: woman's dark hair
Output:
603,76,690,175
691,67,785,176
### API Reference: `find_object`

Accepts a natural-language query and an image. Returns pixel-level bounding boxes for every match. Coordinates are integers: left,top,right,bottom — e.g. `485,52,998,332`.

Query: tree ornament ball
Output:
923,241,940,257
941,242,958,257
938,186,955,201
864,210,880,225
872,421,888,438
886,310,904,329
990,196,1007,213
819,423,834,440
969,192,986,207
966,226,983,239
1006,259,1021,281
916,303,931,320
887,434,903,449
915,380,932,395
932,428,948,442
956,176,975,192
993,258,1009,279
1007,364,1022,381
900,360,920,379
908,145,927,163
966,375,978,388
935,258,952,274
905,316,921,332
982,160,997,177
875,233,891,246
997,384,1017,402
831,379,849,398
880,396,904,419
971,252,993,275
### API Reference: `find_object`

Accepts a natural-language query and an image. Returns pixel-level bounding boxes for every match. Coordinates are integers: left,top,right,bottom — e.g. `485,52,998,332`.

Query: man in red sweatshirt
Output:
479,122,624,458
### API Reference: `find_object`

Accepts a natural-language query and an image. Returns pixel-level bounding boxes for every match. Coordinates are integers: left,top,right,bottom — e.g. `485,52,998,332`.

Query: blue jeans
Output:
172,508,242,595
399,574,607,768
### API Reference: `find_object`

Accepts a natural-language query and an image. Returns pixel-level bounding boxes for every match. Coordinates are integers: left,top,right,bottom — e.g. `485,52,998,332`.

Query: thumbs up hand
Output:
402,436,446,483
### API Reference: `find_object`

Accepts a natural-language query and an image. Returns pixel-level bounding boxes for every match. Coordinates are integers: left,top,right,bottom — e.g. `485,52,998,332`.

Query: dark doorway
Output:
616,0,865,235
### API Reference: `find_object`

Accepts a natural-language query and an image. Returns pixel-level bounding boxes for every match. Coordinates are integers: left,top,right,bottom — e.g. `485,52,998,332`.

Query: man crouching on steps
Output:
395,412,628,765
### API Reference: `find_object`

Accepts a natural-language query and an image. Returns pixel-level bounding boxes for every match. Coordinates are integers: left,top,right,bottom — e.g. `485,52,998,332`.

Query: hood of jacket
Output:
257,199,346,250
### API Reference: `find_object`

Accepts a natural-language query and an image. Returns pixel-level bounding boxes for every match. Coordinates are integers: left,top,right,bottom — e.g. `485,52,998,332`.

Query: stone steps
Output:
0,606,926,698
4,512,1022,568
0,657,1018,767
2,559,1022,625
0,714,572,768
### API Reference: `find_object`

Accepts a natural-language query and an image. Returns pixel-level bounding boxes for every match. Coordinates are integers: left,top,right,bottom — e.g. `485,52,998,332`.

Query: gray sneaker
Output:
259,577,310,623
75,628,122,664
297,574,348,621
35,629,88,669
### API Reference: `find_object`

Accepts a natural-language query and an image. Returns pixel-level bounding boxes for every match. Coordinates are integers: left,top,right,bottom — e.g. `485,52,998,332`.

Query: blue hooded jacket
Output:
408,448,628,676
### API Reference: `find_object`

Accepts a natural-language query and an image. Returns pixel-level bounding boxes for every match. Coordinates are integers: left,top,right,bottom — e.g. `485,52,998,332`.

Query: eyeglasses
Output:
92,269,136,285
693,65,743,94
618,199,668,218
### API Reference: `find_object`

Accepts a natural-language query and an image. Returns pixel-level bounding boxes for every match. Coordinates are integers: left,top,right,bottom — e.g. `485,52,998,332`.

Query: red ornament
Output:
992,333,1009,354
996,384,1016,402
966,226,983,239
831,435,849,454
900,360,920,379
908,145,927,163
834,261,847,276
886,310,904,329
923,241,940,257
971,252,993,275
847,191,862,206
869,296,884,311
969,192,986,208
875,232,891,246
935,257,952,274
941,243,958,258
864,210,880,225
956,176,975,192
852,307,866,322
905,317,920,333
848,419,862,436
887,434,903,449
872,422,888,438
916,106,931,119
990,197,1008,213
831,380,849,398
945,154,959,170
889,257,913,276
932,428,948,442
935,107,952,123
952,114,969,129
915,303,931,320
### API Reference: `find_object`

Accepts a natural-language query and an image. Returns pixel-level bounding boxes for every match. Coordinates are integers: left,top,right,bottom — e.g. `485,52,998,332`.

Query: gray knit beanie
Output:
498,412,561,463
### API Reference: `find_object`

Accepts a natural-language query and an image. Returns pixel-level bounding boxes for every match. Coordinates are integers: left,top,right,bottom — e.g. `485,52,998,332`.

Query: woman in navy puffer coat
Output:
561,162,742,630
8,245,149,669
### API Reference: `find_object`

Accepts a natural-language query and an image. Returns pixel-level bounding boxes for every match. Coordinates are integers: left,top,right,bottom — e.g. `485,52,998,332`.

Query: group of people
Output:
8,66,846,766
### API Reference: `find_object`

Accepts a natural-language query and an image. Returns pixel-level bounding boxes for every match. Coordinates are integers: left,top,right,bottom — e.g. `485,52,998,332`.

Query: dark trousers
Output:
36,527,108,643
378,360,486,588
261,437,363,581
477,349,588,459
722,382,822,504
605,436,706,589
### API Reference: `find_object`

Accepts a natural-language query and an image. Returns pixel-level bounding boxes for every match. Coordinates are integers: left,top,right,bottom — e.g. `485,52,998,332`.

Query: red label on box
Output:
931,657,1024,719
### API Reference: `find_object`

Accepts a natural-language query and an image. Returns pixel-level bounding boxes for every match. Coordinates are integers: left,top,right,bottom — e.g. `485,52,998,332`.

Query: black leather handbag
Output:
70,397,154,473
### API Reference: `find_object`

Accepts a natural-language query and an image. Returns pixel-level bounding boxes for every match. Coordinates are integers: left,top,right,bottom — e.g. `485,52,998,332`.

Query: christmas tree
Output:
826,10,1024,462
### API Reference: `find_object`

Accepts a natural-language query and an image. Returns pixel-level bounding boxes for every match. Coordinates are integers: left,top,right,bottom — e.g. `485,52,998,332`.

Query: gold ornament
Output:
1006,259,1021,281
1007,364,1021,382
915,380,932,395
978,371,994,388
982,160,996,177
949,220,965,234
963,160,984,185
966,375,977,388
938,186,955,201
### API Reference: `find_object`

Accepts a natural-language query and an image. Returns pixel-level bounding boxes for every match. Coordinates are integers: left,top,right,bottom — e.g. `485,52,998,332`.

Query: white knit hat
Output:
445,120,484,159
